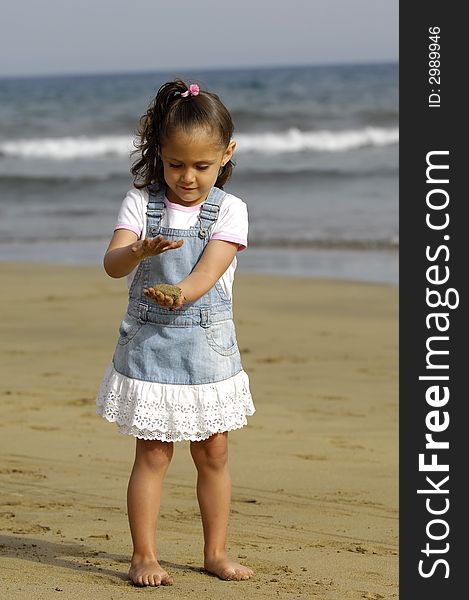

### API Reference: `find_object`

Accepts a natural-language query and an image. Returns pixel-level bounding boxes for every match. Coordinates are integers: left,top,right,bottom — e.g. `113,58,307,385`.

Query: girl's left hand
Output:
143,286,186,309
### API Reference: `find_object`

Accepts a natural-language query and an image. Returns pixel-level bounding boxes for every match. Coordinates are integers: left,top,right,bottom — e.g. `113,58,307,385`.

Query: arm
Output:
144,239,238,306
103,229,184,278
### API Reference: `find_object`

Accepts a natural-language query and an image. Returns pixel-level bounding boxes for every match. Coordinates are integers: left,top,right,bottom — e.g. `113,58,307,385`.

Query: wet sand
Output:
0,262,398,599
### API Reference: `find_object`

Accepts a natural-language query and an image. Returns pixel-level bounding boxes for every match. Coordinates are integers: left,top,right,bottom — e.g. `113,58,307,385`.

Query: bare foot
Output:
204,553,254,581
128,556,173,587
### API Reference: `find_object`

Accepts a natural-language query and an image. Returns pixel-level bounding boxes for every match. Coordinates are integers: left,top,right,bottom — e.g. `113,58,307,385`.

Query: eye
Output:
169,163,181,168
197,166,209,171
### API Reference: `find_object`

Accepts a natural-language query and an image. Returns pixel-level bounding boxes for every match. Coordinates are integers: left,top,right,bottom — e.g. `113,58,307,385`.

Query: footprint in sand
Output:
295,454,328,461
0,468,47,480
256,355,307,364
329,437,365,450
12,524,51,534
67,398,93,406
346,544,369,554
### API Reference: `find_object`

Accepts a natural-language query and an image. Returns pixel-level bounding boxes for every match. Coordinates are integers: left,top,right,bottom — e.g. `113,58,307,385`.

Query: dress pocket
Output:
204,319,238,356
117,312,143,346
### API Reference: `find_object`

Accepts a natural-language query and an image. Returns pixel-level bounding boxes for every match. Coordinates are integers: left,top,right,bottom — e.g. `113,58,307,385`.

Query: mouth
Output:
180,186,196,191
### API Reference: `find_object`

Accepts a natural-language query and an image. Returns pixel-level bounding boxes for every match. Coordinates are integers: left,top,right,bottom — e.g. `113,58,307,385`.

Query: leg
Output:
190,432,254,580
126,438,174,586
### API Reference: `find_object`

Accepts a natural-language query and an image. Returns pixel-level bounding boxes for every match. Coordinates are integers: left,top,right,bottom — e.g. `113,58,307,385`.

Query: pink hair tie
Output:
181,83,200,97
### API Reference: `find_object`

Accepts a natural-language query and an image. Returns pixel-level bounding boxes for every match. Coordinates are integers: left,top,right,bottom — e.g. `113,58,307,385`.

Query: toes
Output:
204,560,253,581
161,574,174,586
234,568,254,580
133,572,172,587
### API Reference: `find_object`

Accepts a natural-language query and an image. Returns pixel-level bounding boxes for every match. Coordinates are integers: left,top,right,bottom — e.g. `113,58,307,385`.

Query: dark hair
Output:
131,79,235,190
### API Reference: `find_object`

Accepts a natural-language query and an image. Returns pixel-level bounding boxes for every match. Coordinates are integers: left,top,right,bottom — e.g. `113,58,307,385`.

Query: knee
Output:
135,439,173,471
190,435,228,472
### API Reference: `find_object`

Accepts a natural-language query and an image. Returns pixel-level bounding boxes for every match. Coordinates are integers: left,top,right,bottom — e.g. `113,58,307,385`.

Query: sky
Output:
0,1,398,77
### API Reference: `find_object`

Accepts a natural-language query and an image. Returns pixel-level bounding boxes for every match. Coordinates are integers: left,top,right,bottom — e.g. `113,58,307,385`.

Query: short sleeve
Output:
210,194,248,251
114,188,147,238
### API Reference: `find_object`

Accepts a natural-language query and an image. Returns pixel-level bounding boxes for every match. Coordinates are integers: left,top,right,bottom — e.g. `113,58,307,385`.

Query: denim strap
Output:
146,186,165,236
198,188,226,232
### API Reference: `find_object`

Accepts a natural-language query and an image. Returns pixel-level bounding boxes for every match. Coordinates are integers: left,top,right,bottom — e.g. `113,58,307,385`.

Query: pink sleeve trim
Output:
211,233,247,251
115,223,141,236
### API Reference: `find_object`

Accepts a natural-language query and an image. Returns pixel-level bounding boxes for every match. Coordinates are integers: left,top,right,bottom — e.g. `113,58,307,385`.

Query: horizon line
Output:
0,59,398,81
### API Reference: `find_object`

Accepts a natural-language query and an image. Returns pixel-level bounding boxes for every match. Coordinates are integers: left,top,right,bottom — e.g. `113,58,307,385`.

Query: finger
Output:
164,295,174,307
148,235,163,250
160,237,183,249
155,235,168,245
174,294,185,308
155,239,172,253
162,237,179,249
160,240,182,252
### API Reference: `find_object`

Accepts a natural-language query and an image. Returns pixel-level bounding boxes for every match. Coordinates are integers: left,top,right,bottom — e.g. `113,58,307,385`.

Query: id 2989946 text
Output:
428,26,441,108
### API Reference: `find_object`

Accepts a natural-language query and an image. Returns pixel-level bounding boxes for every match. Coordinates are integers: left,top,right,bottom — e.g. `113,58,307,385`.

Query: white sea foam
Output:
235,127,399,153
0,136,134,160
0,127,398,160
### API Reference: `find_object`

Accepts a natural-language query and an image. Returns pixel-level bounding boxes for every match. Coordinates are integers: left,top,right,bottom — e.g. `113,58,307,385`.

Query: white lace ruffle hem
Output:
96,363,255,442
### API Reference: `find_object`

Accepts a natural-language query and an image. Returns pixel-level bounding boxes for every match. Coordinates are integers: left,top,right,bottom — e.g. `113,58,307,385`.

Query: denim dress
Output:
96,185,255,441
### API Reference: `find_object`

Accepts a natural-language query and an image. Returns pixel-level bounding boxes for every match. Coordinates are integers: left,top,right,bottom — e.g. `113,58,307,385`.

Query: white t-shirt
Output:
114,187,248,299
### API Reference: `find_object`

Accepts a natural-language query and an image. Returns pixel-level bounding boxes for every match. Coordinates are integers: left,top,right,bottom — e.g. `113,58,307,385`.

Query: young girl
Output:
96,79,255,587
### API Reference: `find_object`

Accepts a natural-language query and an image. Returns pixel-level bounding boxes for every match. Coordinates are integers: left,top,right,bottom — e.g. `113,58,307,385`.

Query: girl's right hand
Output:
131,235,184,259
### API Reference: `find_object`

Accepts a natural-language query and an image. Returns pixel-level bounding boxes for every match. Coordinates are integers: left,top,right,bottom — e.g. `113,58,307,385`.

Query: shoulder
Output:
122,186,149,208
118,187,149,220
211,190,249,249
115,187,149,235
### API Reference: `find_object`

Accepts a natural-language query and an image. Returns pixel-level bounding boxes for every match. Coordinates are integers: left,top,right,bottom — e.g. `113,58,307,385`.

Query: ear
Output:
222,139,236,166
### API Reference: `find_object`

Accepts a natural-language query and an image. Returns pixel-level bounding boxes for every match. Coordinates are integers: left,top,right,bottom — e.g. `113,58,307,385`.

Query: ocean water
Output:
0,63,398,283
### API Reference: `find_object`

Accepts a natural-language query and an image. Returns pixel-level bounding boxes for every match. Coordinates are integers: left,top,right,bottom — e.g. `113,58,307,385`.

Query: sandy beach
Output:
0,262,398,599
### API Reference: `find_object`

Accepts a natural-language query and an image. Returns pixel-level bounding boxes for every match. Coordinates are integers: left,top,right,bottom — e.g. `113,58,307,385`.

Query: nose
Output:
180,167,195,183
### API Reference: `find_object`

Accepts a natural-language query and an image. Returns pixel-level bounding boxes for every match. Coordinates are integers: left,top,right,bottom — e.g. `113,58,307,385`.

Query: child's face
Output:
160,128,235,207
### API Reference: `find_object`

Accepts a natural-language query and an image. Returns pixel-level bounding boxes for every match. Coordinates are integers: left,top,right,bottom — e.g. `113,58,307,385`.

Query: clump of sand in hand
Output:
152,284,183,303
